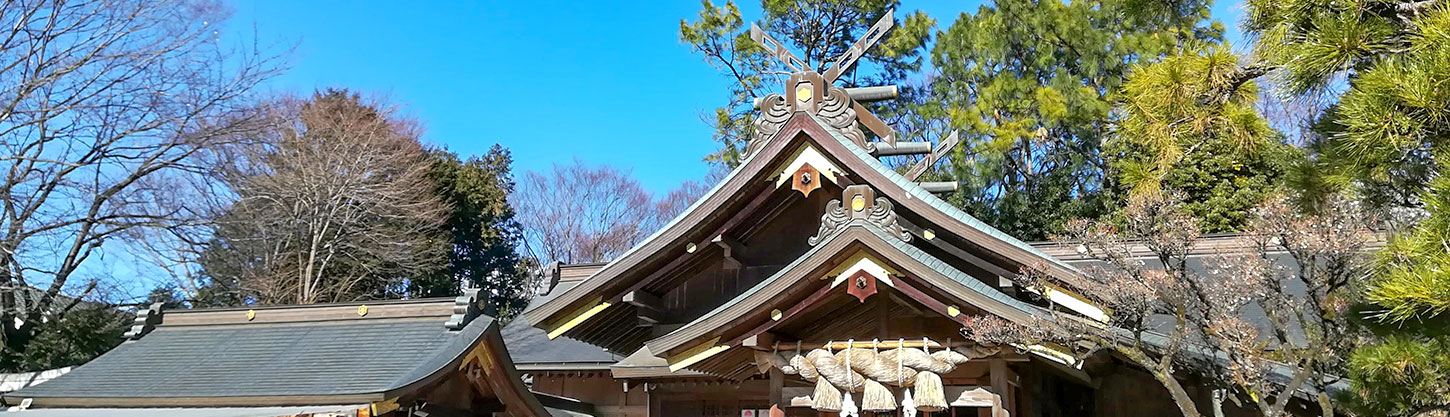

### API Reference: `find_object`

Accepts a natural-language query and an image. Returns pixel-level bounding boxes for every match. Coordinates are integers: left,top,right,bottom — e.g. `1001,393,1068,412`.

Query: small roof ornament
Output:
122,302,164,341
444,288,484,331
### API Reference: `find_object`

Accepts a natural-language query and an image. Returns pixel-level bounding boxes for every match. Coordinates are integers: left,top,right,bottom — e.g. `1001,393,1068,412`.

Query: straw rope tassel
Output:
861,339,896,412
812,377,842,412
840,339,859,417
915,338,948,412
899,338,916,417
812,342,842,412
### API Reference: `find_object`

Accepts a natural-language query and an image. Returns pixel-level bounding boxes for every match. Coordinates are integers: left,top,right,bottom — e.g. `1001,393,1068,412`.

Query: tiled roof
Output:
7,299,492,404
653,222,1053,351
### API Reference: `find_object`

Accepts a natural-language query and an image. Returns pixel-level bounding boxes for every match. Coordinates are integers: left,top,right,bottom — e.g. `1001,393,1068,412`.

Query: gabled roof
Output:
522,111,1084,334
794,113,1083,284
644,221,1051,358
5,296,551,416
518,115,809,328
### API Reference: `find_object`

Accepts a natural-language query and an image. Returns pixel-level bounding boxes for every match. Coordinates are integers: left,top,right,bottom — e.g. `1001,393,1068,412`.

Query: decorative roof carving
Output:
745,12,897,159
809,199,850,246
750,94,791,157
445,288,483,330
122,302,164,340
810,185,911,246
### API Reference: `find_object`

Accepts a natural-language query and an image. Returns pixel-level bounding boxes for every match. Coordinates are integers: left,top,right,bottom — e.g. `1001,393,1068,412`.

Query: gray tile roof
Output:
4,405,368,417
8,313,493,401
503,281,622,367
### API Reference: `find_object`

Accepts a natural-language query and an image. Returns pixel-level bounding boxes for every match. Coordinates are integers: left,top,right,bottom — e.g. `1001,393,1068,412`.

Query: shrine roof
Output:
5,298,496,408
798,113,1080,276
644,221,1053,356
522,112,1086,330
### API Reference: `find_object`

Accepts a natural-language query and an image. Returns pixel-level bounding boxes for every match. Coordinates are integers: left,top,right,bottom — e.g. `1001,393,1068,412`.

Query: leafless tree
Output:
0,0,280,368
205,91,449,305
513,160,655,265
964,192,1374,417
649,165,725,231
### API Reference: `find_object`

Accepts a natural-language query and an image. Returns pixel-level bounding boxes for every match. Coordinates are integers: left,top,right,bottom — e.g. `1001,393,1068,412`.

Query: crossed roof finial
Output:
748,9,895,83
744,10,899,158
744,10,960,187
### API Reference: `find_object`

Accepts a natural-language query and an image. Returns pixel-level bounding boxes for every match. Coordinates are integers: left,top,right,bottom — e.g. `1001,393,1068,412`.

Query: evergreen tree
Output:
1237,0,1450,414
415,147,530,319
1111,46,1297,232
923,0,1223,239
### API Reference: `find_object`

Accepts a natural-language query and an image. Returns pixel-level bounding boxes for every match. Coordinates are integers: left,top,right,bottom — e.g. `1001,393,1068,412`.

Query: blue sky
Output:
87,1,1252,299
225,0,1248,195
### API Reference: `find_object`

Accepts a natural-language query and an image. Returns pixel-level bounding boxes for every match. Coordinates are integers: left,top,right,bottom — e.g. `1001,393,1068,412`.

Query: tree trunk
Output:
1151,370,1204,417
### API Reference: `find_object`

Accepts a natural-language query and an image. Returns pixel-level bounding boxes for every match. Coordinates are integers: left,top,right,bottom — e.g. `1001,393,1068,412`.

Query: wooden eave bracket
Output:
713,234,746,270
624,291,666,327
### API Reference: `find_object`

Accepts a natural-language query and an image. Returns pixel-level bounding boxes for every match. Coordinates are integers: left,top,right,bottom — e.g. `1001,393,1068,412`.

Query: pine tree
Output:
1237,0,1450,413
922,0,1224,239
1111,46,1298,232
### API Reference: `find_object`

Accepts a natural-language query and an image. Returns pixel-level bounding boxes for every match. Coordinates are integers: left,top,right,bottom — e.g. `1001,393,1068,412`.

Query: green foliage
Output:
1345,327,1450,415
1110,47,1295,232
681,0,933,167
926,0,1221,239
1330,7,1450,184
18,303,127,371
1157,137,1298,232
1248,3,1450,416
1371,176,1450,323
1244,0,1419,95
417,146,530,319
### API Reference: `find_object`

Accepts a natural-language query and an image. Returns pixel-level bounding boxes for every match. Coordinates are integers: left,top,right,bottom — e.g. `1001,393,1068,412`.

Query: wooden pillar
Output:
769,367,784,408
647,384,661,417
990,359,1014,417
1019,362,1039,417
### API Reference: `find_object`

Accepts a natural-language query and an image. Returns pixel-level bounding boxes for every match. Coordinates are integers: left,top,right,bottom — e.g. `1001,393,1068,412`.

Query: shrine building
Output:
0,10,1328,417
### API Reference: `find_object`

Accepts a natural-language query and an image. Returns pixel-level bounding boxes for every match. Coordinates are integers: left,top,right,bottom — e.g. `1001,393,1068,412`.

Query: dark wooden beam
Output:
616,185,778,300
623,291,662,309
713,234,746,270
889,274,972,327
625,291,665,327
726,281,837,347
